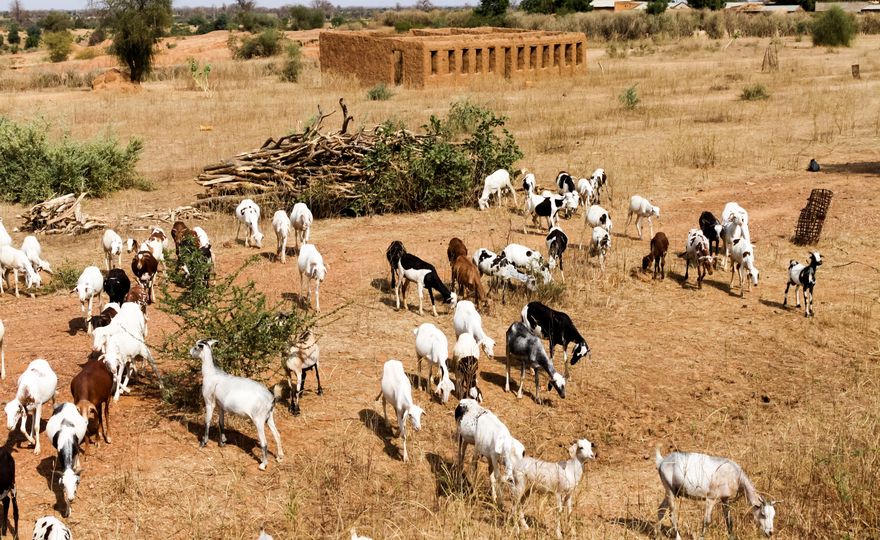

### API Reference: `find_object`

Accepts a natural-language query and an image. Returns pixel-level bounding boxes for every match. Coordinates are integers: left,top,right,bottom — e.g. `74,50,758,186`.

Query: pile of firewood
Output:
20,193,106,235
118,206,208,228
193,99,426,211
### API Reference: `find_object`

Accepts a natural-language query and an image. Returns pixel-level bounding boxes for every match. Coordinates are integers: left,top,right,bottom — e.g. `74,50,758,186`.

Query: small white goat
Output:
5,358,57,455
576,178,594,209
46,402,87,518
271,210,291,263
73,266,104,335
235,199,264,248
590,226,611,271
102,229,124,270
21,235,52,275
413,323,455,404
478,169,519,210
512,439,597,538
0,245,41,298
452,300,495,361
298,243,327,312
376,359,425,463
282,330,323,416
585,204,612,233
191,339,283,470
454,398,525,503
625,195,660,240
729,237,759,296
656,448,777,539
289,202,313,249
32,516,72,540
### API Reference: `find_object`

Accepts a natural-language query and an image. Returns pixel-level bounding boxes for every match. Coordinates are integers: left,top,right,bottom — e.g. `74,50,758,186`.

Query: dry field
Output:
0,30,879,539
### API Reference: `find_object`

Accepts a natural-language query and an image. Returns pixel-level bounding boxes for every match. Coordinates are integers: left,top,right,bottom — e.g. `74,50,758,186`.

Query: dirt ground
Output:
0,30,878,540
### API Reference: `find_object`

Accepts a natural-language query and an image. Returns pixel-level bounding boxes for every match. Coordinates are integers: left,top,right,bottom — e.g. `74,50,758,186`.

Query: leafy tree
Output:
812,5,856,46
287,5,324,30
25,25,41,48
311,0,335,18
100,0,172,83
475,0,509,17
40,11,73,32
687,0,723,9
88,26,106,46
44,30,73,62
646,0,667,14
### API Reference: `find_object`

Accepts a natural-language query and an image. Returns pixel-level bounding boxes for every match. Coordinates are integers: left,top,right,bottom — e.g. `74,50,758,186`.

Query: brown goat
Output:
642,232,669,280
89,304,118,331
171,220,199,258
456,355,483,402
451,256,491,312
447,237,468,289
124,282,148,314
70,358,114,445
131,251,158,304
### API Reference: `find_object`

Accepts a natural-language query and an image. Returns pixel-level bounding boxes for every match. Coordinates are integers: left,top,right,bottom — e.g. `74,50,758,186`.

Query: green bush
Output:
646,0,667,15
157,251,312,409
232,28,283,59
40,11,73,32
740,83,769,101
812,6,856,47
25,25,41,49
619,84,640,110
279,42,302,82
44,30,73,62
288,5,324,30
7,24,21,46
87,27,106,46
43,259,80,294
367,83,393,101
0,117,146,204
103,0,173,83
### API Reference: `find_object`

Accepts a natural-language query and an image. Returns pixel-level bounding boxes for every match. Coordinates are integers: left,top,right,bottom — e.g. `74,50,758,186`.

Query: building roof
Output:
725,1,803,11
592,0,618,8
815,1,870,11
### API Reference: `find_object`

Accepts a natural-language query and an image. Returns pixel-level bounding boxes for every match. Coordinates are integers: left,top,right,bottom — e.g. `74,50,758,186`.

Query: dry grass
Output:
0,33,878,539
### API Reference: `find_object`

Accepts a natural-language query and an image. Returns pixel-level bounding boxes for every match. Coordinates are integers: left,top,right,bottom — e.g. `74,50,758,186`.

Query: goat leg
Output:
217,408,227,446
314,364,323,396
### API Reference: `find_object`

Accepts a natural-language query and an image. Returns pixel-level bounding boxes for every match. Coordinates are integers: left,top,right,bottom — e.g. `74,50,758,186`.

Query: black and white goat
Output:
784,251,822,317
395,253,457,317
699,211,723,256
46,403,87,518
0,449,17,539
555,171,576,194
545,227,568,282
505,322,566,405
386,241,406,291
524,182,578,233
521,302,590,379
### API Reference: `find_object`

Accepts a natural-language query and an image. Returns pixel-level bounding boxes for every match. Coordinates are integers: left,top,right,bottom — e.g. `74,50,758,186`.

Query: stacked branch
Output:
20,193,106,235
118,206,208,227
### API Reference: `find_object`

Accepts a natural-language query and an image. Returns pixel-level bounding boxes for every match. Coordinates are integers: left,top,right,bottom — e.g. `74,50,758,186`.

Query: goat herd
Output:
0,163,824,539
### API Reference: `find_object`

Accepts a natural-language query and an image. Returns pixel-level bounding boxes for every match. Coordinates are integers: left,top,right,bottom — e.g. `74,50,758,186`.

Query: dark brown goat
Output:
71,358,114,445
89,304,119,331
642,232,669,280
131,251,158,304
451,256,491,312
171,220,199,257
447,237,468,264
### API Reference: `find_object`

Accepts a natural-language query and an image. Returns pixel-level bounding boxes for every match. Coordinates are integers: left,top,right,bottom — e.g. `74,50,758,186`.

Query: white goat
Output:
282,330,323,416
722,202,750,243
298,243,327,312
5,358,57,455
289,202,313,249
102,229,124,270
590,226,611,271
625,195,660,240
729,237,759,296
21,235,52,275
271,210,291,263
46,403,87,518
512,439,597,538
413,323,455,404
656,448,777,539
32,516,72,540
454,398,525,503
97,303,161,401
500,243,552,286
235,199,264,248
190,339,283,470
73,266,104,335
0,218,10,247
452,300,495,361
585,204,612,233
0,319,4,380
0,245,41,298
478,169,518,210
376,359,425,463
576,178,594,209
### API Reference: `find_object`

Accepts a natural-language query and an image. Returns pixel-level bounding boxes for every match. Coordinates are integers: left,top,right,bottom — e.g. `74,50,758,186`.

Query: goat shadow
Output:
369,277,392,294
425,452,471,498
357,408,402,462
759,298,788,310
608,516,665,538
280,292,311,310
178,416,265,468
67,317,87,336
3,415,50,454
481,370,558,406
37,455,67,516
819,161,880,175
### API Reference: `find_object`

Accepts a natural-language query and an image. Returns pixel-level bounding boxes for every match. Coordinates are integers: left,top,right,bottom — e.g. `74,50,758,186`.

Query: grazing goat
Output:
500,243,552,284
32,516,71,540
21,236,52,275
190,340,283,470
576,178,594,209
447,237,468,268
131,250,158,304
589,168,608,204
170,221,200,259
453,300,495,361
473,249,536,302
298,244,327,312
46,403,87,518
5,359,57,455
0,449,17,539
452,333,482,402
625,195,660,240
0,319,4,380
656,448,777,539
512,439,597,538
521,302,590,379
0,246,41,298
784,251,822,317
103,268,130,305
642,232,669,280
585,204,612,233
272,210,291,263
282,331,322,416
395,253,457,317
102,229,125,271
451,255,490,311
590,226,611,271
94,302,161,401
555,171,576,194
376,359,425,463
124,282,148,315
729,238,760,297
385,240,406,291
680,229,714,288
413,323,455,404
70,358,114,445
235,199,264,248
289,202,313,249
699,211,722,256
89,302,119,331
73,266,104,334
524,188,578,233
546,227,568,282
454,399,525,503
478,169,519,210
505,322,566,404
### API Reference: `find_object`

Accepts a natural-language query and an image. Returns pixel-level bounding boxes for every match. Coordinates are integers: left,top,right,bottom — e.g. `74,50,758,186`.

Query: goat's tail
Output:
676,251,688,259
655,445,664,469
374,390,383,402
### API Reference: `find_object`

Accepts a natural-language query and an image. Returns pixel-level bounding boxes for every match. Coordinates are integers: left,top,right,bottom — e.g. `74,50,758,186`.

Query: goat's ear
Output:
770,500,781,506
206,339,218,347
